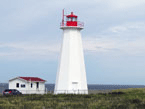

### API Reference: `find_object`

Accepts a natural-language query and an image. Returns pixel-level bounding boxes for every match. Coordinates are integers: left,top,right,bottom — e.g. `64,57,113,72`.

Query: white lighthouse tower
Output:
54,10,88,94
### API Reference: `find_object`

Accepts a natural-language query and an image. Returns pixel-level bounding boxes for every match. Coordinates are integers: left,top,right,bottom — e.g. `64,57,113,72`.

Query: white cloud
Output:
109,26,127,33
108,0,145,9
1,34,145,60
1,0,145,60
83,36,145,56
83,37,116,52
107,22,145,33
0,41,60,60
83,21,145,55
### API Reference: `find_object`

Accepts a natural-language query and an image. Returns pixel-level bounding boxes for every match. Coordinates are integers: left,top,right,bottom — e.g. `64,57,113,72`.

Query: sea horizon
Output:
0,83,144,93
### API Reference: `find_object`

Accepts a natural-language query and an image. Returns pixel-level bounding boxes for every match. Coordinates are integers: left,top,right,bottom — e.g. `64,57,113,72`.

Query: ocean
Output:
0,83,144,93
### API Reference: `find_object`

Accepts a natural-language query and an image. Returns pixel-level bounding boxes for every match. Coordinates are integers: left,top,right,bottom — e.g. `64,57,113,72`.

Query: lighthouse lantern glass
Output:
66,17,77,21
66,17,78,26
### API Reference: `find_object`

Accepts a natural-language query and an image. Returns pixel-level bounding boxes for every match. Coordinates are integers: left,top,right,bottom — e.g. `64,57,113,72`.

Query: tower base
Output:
54,90,88,94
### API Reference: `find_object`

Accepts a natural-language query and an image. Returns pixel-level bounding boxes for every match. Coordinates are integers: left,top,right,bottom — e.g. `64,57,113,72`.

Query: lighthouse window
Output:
72,17,76,21
67,18,71,21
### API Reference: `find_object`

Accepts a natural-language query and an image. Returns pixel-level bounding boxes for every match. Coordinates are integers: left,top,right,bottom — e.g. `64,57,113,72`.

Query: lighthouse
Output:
54,10,88,94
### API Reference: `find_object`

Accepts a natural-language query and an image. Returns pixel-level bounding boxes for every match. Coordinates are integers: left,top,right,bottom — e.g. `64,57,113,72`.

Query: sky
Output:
0,0,145,85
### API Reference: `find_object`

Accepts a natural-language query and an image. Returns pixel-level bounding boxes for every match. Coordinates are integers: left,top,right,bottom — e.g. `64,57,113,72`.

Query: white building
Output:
54,11,88,94
9,77,46,94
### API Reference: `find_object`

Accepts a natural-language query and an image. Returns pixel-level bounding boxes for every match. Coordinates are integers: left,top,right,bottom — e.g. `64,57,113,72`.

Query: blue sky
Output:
0,0,145,85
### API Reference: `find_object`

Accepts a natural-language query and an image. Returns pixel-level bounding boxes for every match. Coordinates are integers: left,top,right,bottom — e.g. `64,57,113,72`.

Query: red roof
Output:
66,12,77,18
19,77,45,82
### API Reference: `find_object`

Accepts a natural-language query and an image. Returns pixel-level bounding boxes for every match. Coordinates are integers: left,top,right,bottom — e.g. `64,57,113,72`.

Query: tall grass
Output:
0,88,145,109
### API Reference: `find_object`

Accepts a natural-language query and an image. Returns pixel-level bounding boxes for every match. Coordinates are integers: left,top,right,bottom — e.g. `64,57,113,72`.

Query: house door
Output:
72,82,78,92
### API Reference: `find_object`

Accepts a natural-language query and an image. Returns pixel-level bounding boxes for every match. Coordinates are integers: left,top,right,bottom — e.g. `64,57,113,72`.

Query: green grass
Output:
0,88,145,109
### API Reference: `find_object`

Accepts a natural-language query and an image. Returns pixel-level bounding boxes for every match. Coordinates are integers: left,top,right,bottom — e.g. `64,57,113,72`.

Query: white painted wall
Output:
9,78,45,94
54,27,88,94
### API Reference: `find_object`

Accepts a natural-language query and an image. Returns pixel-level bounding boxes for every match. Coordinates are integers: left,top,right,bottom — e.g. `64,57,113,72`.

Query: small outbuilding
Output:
9,77,46,94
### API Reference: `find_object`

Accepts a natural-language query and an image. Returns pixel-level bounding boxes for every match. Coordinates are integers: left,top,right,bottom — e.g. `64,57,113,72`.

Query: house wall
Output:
27,82,45,94
9,79,45,94
9,79,28,94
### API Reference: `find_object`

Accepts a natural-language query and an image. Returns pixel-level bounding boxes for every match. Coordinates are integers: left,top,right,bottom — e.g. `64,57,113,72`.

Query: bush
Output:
108,91,125,95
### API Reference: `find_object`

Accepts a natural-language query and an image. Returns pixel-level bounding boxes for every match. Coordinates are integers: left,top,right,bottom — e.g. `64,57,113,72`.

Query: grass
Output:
0,88,145,109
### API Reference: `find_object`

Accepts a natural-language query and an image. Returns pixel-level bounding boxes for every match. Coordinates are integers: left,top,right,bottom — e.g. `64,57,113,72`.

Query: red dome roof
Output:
66,12,77,18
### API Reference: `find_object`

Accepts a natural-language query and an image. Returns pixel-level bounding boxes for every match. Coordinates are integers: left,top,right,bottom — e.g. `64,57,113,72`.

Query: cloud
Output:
109,0,145,9
1,21,145,59
83,36,145,56
1,33,145,60
1,0,145,35
108,22,145,33
0,41,60,60
83,22,145,56
0,0,145,60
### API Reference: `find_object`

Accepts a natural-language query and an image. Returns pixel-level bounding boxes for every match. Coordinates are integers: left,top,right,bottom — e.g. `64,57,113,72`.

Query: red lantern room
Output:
61,10,84,28
66,12,78,26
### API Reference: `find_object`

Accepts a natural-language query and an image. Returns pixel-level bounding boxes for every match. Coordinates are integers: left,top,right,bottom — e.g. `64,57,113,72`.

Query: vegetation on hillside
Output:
0,88,145,109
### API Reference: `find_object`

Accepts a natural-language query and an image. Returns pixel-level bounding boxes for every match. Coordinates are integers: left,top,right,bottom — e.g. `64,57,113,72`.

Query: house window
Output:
16,83,19,88
21,84,25,88
31,83,33,88
36,82,39,89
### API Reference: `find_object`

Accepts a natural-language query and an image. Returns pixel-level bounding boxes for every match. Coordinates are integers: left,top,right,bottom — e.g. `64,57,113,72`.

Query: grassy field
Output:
0,88,145,109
